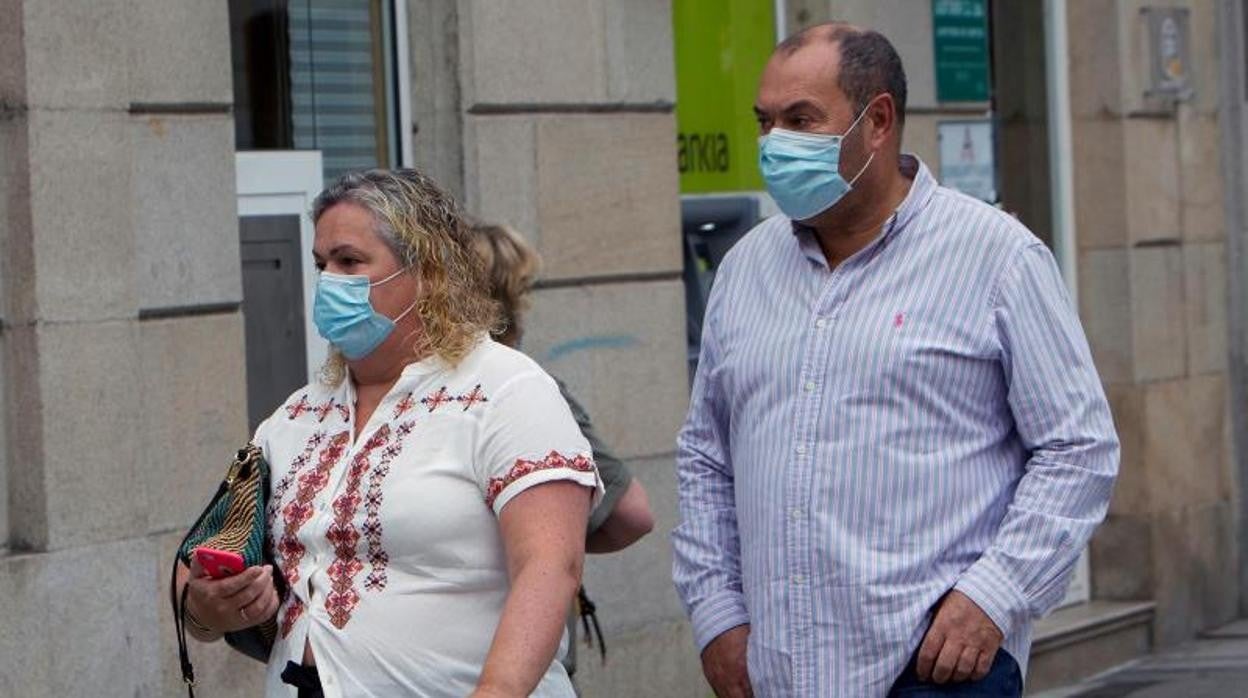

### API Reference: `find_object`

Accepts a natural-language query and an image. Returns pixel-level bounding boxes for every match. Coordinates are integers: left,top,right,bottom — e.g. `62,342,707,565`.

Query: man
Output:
672,23,1119,697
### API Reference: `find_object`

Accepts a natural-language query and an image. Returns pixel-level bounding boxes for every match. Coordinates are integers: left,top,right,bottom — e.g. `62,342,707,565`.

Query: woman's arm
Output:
474,481,592,698
586,479,655,554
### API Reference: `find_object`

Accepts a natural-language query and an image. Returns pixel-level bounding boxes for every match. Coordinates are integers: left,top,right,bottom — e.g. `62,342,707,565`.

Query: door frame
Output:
236,150,326,382
1217,0,1248,615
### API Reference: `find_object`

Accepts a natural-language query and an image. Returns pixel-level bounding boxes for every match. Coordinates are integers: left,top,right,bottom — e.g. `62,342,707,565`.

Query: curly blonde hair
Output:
464,221,542,347
312,169,500,385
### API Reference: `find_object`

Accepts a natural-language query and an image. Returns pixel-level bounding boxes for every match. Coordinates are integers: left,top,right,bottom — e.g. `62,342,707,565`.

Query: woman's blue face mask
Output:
757,102,876,221
312,267,416,360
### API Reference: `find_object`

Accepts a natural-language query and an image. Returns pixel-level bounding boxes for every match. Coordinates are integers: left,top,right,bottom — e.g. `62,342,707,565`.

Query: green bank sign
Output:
932,0,990,103
672,0,775,193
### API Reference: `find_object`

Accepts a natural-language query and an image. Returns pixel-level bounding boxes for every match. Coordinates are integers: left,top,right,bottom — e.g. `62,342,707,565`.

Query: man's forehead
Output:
757,40,847,110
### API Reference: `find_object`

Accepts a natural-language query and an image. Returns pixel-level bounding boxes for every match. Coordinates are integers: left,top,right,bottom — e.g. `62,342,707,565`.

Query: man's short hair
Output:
777,23,908,126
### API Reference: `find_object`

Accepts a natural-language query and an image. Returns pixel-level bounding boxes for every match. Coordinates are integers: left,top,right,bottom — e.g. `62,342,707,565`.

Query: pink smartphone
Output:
193,547,246,579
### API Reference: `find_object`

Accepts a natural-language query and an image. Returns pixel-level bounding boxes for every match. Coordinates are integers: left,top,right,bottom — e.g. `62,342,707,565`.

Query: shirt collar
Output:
790,154,937,264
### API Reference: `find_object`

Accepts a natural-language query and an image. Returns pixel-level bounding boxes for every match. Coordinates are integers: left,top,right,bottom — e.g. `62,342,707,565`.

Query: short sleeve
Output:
476,371,604,516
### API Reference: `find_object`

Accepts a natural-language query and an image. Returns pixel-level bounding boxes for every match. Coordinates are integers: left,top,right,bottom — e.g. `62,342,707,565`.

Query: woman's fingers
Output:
187,565,277,630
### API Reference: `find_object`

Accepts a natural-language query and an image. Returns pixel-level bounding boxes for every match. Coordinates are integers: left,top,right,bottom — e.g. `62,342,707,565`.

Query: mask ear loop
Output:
848,151,876,186
843,97,880,187
369,266,409,287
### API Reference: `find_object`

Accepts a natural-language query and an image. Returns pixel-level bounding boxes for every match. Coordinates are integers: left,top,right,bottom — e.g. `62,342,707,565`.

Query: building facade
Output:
0,0,1246,695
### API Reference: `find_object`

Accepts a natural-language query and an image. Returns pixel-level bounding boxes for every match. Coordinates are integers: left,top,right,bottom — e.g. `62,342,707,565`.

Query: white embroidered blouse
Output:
255,338,602,697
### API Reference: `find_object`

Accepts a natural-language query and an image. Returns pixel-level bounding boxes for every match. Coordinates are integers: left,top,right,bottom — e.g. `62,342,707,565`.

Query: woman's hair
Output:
464,220,542,347
311,168,499,383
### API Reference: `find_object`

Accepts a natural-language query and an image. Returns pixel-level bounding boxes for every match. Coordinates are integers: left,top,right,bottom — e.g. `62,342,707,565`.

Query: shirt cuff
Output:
953,554,1029,640
690,590,751,653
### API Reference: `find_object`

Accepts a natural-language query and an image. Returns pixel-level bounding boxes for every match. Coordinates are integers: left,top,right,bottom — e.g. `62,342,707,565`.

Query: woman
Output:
176,169,602,697
465,221,655,677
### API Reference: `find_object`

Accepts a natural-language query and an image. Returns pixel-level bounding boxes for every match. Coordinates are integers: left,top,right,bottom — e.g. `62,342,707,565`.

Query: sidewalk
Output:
1034,619,1248,697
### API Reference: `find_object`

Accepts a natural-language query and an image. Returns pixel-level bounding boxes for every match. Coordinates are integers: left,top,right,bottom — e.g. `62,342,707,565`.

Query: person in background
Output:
176,169,602,697
466,220,656,677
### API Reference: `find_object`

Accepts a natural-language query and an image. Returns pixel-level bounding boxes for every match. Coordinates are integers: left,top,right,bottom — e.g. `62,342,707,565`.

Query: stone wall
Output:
1072,0,1240,647
0,1,261,694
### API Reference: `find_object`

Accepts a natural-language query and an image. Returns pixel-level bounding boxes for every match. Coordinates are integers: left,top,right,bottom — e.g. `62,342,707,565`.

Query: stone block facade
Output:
0,0,251,694
1069,0,1241,653
0,0,1243,695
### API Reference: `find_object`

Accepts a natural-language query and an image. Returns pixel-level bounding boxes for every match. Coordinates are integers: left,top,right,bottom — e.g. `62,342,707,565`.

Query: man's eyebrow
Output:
779,100,823,116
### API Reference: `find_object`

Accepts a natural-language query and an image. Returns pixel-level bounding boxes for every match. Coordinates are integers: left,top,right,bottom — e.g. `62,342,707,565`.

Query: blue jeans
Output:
887,649,1022,697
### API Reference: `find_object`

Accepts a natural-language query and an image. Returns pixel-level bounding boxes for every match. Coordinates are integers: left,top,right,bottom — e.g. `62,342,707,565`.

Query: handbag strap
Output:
577,585,607,664
175,583,196,698
170,481,228,698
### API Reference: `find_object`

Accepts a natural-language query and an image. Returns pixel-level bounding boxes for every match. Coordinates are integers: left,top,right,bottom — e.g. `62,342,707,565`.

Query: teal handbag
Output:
169,445,286,695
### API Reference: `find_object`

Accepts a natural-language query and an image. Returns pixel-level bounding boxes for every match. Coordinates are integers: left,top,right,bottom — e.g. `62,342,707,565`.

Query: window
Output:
230,0,402,183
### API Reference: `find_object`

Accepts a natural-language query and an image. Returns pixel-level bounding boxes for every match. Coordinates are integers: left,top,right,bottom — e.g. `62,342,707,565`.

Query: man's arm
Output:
672,291,752,697
951,243,1120,654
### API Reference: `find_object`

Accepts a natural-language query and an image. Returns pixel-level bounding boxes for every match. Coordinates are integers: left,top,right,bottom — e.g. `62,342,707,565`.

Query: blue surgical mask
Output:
758,105,875,221
312,268,416,360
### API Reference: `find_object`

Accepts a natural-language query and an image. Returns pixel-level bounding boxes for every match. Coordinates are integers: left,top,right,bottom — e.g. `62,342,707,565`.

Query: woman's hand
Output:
184,557,281,634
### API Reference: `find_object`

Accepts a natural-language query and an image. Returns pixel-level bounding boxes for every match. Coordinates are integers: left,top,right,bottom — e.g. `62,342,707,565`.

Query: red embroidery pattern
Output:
456,384,489,411
267,431,328,530
276,431,350,589
484,452,595,509
420,386,453,412
285,394,349,424
362,421,414,591
313,398,338,423
274,431,349,638
393,391,418,419
279,596,305,639
324,426,392,629
285,394,312,420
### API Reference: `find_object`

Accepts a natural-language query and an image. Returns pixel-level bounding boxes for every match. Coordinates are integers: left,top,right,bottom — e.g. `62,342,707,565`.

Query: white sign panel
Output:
938,119,997,203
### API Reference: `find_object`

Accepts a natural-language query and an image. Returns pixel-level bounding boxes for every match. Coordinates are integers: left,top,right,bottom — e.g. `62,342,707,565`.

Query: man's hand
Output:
701,624,753,698
915,591,1003,684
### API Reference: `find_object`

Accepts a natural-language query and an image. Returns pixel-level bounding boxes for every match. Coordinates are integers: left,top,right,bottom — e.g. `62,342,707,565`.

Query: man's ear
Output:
867,94,897,149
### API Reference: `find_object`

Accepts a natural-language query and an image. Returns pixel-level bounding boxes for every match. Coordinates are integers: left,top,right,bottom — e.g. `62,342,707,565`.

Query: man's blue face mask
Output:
757,102,876,221
312,267,416,360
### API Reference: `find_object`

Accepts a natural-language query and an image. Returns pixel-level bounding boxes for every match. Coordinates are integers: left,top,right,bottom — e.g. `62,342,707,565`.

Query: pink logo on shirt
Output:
894,313,904,328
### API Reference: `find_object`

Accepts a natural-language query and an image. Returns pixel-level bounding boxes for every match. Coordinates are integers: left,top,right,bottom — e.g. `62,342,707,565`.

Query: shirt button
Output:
790,508,805,519
792,574,807,585
815,318,828,328
795,444,807,455
804,381,816,392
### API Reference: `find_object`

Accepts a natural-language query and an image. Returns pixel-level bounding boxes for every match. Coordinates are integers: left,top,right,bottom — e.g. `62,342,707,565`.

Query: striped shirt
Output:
672,155,1119,696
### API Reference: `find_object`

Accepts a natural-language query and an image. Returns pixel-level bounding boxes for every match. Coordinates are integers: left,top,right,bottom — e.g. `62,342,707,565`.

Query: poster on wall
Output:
937,119,997,203
672,0,775,193
932,0,991,102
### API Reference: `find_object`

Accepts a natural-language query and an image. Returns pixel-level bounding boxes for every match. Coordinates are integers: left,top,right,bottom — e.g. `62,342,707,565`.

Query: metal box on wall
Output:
1142,6,1194,102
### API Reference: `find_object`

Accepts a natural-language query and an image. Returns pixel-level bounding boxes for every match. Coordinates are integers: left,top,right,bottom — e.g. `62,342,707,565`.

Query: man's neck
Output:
810,165,912,269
